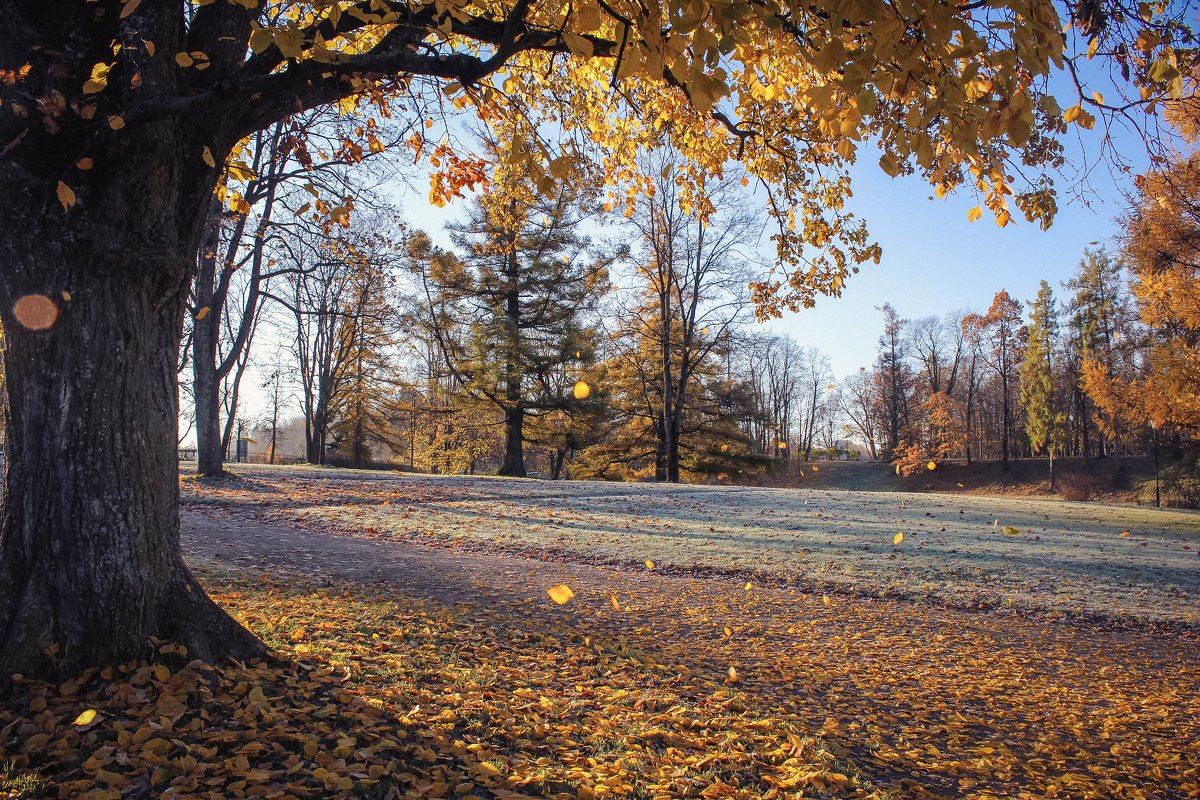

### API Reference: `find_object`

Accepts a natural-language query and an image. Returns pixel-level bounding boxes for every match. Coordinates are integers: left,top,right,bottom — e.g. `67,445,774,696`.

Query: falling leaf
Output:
61,291,71,301
645,560,654,570
72,709,98,727
572,380,591,400
744,582,752,591
202,146,216,168
957,482,965,488
1120,530,1130,538
994,519,1000,529
811,465,818,472
893,532,904,545
107,115,125,130
56,181,76,210
927,461,938,471
727,666,739,682
609,594,621,611
76,157,94,170
119,0,143,18
195,306,211,320
546,584,574,605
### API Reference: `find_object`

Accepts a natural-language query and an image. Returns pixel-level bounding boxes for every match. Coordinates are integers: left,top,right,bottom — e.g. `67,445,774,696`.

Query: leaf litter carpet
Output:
174,472,1200,800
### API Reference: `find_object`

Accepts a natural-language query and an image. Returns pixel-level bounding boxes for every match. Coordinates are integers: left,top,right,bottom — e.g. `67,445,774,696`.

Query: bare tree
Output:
620,152,760,482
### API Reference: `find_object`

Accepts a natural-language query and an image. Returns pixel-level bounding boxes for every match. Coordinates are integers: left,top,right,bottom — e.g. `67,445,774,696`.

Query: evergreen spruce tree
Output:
419,176,612,476
1021,281,1067,489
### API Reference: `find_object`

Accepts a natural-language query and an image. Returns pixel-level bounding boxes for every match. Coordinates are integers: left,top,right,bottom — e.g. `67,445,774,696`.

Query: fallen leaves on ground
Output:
168,468,1200,799
0,568,882,800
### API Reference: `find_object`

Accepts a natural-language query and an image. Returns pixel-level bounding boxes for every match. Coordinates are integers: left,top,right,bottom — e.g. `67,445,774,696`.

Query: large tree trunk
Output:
0,18,267,675
0,245,265,680
498,406,527,477
666,419,682,483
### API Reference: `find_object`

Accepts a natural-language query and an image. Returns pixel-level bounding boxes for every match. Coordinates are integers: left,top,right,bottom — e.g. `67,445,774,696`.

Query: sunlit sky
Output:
391,137,1137,381
203,62,1152,446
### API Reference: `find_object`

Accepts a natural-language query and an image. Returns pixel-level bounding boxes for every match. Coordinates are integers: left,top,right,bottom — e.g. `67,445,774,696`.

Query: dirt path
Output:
182,505,1200,800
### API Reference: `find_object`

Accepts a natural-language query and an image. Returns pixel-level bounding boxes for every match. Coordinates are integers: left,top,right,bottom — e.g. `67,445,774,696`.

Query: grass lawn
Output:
185,465,1200,625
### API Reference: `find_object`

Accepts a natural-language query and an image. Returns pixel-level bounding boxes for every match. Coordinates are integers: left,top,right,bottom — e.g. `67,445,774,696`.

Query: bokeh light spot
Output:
14,294,59,331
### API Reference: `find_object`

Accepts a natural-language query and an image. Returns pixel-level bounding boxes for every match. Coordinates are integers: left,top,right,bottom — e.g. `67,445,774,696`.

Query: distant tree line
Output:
185,137,1199,503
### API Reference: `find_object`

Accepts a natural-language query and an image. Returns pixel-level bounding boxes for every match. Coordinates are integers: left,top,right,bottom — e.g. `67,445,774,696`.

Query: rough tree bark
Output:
0,98,265,679
0,0,599,681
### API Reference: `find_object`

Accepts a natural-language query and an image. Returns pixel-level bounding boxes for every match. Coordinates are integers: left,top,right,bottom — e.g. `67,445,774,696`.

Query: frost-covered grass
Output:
183,464,1200,624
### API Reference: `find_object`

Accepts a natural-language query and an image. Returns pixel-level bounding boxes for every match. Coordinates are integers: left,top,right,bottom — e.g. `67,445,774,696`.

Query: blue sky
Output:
385,39,1151,381
393,135,1137,380
760,151,1133,377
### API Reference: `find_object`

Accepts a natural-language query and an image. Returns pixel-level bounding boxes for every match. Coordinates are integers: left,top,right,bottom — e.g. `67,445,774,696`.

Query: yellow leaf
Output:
76,157,94,170
175,52,194,68
1003,526,1021,536
107,115,125,130
927,460,938,471
61,291,71,301
744,582,752,591
609,594,621,611
1119,530,1130,538
967,205,983,222
811,465,818,472
727,666,739,682
120,0,143,18
248,28,273,55
195,306,211,320
723,626,732,637
894,532,905,545
546,584,574,605
202,146,216,168
822,595,832,606
645,560,654,570
572,380,591,400
73,709,98,726
56,181,76,210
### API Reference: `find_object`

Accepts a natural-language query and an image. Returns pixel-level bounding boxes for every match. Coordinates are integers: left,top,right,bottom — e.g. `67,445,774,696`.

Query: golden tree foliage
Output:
891,392,965,476
1083,117,1200,434
22,0,1188,315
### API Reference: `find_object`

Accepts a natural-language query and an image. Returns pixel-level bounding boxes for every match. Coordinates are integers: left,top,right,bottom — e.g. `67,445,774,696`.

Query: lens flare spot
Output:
14,294,59,331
